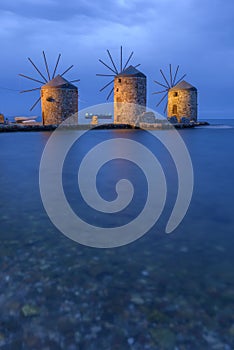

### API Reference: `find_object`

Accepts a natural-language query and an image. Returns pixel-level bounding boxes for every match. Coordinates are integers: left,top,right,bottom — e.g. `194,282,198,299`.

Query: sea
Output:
0,119,234,350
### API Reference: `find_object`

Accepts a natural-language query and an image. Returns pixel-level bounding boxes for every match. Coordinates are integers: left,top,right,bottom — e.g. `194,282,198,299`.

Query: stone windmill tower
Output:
97,46,146,125
41,75,78,125
153,64,197,122
167,81,197,122
19,51,80,125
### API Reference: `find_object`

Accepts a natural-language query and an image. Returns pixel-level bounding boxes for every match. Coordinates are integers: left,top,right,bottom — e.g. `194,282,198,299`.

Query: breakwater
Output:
0,121,209,132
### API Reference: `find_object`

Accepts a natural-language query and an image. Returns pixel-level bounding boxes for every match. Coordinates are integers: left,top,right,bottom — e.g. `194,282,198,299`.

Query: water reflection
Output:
0,126,234,349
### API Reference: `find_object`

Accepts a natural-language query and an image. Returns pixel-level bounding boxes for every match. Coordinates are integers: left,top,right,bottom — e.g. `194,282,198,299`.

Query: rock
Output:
21,304,40,317
229,324,234,336
148,309,169,323
127,337,134,345
141,270,149,276
130,295,145,305
180,246,189,253
91,326,102,334
0,333,5,346
75,331,81,343
150,328,176,349
202,331,226,349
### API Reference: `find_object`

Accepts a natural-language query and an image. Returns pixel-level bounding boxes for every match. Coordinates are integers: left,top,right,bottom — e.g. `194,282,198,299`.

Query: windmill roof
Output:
42,75,77,89
170,80,197,91
116,65,146,78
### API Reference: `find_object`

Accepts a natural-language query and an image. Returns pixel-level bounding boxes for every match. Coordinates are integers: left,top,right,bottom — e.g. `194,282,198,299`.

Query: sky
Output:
0,0,233,119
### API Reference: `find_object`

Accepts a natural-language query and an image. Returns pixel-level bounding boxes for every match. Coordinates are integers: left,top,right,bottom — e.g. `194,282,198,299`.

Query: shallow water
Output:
0,120,234,349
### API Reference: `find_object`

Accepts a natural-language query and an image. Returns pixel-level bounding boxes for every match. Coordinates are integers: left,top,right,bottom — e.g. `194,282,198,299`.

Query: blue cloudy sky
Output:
0,0,233,118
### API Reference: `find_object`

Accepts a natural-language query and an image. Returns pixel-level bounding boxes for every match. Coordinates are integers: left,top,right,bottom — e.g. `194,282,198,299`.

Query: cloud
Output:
0,0,157,23
0,0,233,117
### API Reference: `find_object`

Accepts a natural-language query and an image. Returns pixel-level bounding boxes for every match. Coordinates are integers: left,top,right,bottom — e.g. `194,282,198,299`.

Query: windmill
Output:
19,51,80,111
152,64,186,114
96,46,141,100
96,47,146,125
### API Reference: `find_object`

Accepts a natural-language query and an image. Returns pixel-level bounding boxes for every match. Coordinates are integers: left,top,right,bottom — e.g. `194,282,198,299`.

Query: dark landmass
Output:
0,121,210,132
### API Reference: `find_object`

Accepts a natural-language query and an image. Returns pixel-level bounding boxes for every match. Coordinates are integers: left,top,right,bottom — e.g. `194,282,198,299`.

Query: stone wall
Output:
114,76,146,124
41,87,78,125
168,89,197,122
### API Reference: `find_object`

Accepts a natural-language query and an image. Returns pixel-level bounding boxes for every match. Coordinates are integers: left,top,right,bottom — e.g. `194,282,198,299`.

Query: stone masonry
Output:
167,80,197,122
114,66,146,125
41,75,78,125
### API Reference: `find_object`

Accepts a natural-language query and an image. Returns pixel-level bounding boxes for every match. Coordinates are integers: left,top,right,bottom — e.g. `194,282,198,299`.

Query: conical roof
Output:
42,75,77,89
170,80,197,91
116,65,146,78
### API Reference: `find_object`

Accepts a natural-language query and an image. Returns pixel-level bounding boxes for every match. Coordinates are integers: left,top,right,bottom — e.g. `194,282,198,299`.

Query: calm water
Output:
0,120,234,349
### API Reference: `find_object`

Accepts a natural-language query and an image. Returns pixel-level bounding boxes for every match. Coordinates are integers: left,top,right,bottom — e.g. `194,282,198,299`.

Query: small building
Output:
0,113,4,124
91,115,98,125
114,65,146,125
167,80,197,122
41,75,78,125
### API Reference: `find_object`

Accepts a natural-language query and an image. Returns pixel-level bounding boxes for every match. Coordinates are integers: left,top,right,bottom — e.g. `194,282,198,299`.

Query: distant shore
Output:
0,121,209,133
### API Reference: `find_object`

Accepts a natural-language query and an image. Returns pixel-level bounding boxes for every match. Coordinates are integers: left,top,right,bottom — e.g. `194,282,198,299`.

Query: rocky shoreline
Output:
0,121,209,133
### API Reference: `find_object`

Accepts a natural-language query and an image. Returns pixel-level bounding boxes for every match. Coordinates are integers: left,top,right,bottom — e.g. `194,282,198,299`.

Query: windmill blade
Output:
28,57,48,83
100,79,114,92
98,59,117,75
43,51,51,81
156,92,168,107
19,74,45,85
106,87,114,101
152,90,168,95
20,87,41,93
107,50,118,74
172,65,179,86
169,64,173,87
70,79,80,83
120,46,123,72
96,74,116,77
60,65,74,77
154,80,169,89
174,74,187,86
30,96,41,111
123,51,134,71
164,101,168,114
160,69,170,88
97,47,142,99
52,53,61,79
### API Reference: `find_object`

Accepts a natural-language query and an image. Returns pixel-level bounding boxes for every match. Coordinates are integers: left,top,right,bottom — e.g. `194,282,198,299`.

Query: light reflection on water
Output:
0,123,234,349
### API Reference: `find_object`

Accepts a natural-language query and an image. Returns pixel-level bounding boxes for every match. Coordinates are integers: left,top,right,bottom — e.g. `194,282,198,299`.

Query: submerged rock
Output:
21,304,40,317
150,328,176,349
130,295,145,305
127,337,134,345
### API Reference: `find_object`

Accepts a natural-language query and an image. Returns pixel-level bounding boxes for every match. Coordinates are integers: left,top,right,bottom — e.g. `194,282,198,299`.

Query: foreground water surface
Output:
0,120,234,350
